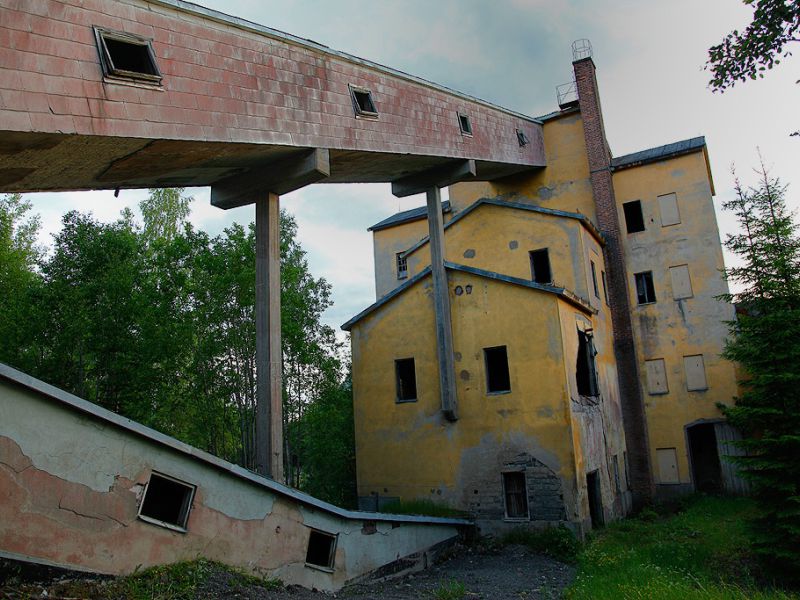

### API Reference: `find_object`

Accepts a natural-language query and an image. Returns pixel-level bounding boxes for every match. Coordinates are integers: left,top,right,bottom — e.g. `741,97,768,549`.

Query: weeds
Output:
431,578,467,600
501,525,581,563
380,499,468,519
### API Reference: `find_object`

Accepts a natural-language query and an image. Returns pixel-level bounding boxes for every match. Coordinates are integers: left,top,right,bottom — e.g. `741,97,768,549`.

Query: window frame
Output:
396,252,408,280
93,26,163,86
305,528,338,571
137,471,196,533
394,357,418,403
634,271,657,305
457,112,473,136
502,471,530,521
349,84,379,119
590,260,600,298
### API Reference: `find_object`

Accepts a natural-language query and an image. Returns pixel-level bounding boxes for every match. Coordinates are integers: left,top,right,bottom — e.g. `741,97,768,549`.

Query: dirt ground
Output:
1,544,574,599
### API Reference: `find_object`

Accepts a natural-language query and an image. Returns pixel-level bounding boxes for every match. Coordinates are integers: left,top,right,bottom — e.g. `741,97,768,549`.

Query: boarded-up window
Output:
645,359,668,395
658,193,680,226
669,264,693,299
502,472,528,519
656,447,680,484
684,354,708,391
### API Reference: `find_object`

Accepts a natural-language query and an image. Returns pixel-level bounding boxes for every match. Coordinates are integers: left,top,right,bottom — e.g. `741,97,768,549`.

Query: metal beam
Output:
255,192,284,481
391,159,476,198
426,186,458,421
211,148,330,209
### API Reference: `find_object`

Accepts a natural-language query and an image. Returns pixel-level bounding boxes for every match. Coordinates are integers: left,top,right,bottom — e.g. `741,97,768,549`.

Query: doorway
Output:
586,470,604,528
687,423,722,493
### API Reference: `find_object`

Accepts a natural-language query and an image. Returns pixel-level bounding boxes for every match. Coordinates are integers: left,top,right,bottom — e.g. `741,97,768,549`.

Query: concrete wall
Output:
612,150,739,495
0,365,464,591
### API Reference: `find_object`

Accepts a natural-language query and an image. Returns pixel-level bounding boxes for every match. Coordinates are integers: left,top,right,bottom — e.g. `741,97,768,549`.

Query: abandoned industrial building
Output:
0,0,746,589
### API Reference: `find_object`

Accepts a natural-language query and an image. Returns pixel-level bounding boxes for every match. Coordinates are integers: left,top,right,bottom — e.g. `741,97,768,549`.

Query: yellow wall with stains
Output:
613,150,738,489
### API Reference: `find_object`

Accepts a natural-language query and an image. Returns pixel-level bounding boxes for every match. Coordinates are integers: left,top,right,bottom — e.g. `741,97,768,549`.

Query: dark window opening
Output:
601,270,609,305
484,346,510,393
516,129,529,147
139,472,194,530
458,112,473,136
94,27,162,85
688,423,722,493
622,200,645,234
306,530,337,569
502,472,528,519
396,253,408,279
576,329,599,397
529,249,552,284
349,85,378,117
587,470,604,528
395,358,417,402
590,260,599,297
635,271,656,304
613,455,621,494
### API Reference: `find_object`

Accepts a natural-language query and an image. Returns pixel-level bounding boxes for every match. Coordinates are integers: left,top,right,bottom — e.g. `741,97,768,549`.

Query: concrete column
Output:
426,187,458,421
573,57,654,505
255,192,284,481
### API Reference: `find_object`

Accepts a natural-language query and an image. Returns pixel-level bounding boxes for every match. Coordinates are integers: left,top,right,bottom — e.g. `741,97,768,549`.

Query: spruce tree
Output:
720,159,800,582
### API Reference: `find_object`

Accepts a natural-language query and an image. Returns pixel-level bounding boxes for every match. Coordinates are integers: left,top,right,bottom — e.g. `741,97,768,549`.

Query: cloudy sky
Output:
25,0,799,333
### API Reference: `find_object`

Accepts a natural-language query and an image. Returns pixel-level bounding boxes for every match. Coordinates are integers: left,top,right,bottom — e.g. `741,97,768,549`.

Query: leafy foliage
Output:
501,525,581,563
379,499,468,519
706,0,800,92
0,191,354,505
719,161,800,583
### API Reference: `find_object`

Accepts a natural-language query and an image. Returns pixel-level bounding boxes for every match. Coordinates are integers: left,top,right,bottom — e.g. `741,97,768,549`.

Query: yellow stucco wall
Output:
372,217,432,299
613,150,738,489
351,270,584,521
448,111,595,219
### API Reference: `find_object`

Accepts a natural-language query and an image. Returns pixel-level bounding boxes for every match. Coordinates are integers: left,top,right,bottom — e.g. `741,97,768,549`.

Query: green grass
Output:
565,495,798,600
501,525,581,563
431,578,467,600
380,498,468,519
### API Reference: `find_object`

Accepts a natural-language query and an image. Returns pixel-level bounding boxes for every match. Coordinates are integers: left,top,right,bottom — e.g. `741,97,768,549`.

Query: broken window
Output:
576,329,599,397
484,346,511,393
396,252,408,280
138,472,195,531
516,128,529,147
395,358,417,402
458,112,473,136
502,471,528,519
305,529,337,569
529,248,552,284
634,271,656,305
601,270,610,305
590,260,599,298
349,85,378,118
683,354,708,391
622,200,645,234
94,27,162,85
658,192,681,226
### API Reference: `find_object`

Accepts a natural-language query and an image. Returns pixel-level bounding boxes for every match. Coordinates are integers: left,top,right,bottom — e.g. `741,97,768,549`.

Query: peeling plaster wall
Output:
613,152,739,496
351,270,588,532
0,374,461,591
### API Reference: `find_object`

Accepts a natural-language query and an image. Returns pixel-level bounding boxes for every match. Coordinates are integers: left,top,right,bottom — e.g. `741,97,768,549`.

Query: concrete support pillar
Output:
573,57,654,506
426,186,458,421
255,192,284,481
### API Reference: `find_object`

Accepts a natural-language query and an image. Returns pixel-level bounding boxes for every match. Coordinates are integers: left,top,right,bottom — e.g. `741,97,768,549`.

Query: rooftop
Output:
368,201,451,232
612,136,706,171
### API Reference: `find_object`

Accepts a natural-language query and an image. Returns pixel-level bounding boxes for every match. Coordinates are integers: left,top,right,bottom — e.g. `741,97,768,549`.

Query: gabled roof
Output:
401,196,604,259
341,262,594,331
611,136,706,171
369,201,451,232
0,362,468,526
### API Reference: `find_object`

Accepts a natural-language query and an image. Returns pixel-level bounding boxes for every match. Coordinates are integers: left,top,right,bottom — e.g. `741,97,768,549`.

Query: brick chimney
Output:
573,55,655,507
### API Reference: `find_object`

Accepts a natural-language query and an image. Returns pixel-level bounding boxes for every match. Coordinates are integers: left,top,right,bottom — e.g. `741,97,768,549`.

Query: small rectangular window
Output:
634,271,656,304
457,112,473,136
349,85,378,118
622,200,645,234
656,447,680,484
395,358,417,402
645,358,669,395
683,354,708,391
669,264,693,299
484,346,511,394
529,248,552,284
601,270,610,305
396,253,408,280
658,193,681,226
516,128,529,147
94,27,162,85
502,472,529,519
138,472,195,531
576,329,599,397
590,261,599,298
306,529,337,570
